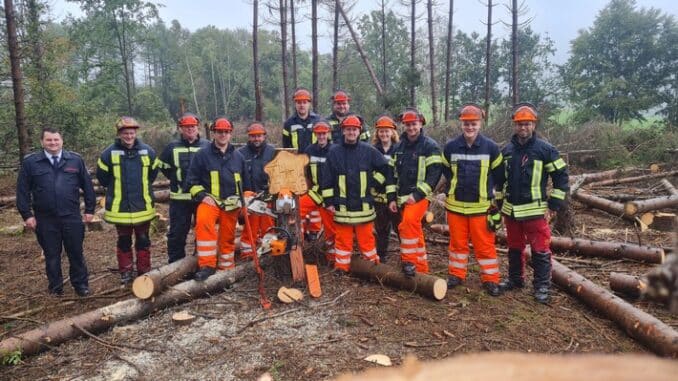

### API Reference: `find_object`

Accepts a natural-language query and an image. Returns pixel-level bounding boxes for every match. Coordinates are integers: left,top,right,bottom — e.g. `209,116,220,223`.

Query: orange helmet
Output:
293,88,312,102
399,108,426,125
331,90,351,103
458,103,485,121
115,116,140,131
313,120,331,134
374,115,397,129
340,115,363,129
177,113,200,127
512,103,538,122
211,116,233,132
247,122,266,135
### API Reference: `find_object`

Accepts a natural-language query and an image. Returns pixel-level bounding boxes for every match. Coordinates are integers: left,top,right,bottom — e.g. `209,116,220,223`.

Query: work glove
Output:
486,205,502,232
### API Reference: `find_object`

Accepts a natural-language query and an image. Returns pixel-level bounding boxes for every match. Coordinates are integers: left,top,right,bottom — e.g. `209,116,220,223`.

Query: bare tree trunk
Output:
409,0,416,105
336,1,384,97
112,9,134,114
380,0,387,92
4,0,31,161
511,0,519,105
332,0,340,90
280,0,290,119
311,0,319,110
210,57,218,118
253,0,263,120
427,0,438,128
290,0,298,89
26,0,45,134
443,0,454,122
184,54,201,117
483,0,492,122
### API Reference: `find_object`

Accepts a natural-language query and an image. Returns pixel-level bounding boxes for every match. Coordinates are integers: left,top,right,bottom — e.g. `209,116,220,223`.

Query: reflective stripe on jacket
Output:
392,132,443,206
371,142,397,204
185,143,251,211
327,113,370,143
442,134,504,215
96,139,158,225
304,142,335,205
238,142,276,193
500,134,569,220
156,136,210,201
282,112,320,152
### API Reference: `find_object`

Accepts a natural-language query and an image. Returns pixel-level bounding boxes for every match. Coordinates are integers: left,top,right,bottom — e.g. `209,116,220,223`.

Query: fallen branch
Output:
624,195,678,216
659,178,678,196
587,170,678,188
609,272,646,298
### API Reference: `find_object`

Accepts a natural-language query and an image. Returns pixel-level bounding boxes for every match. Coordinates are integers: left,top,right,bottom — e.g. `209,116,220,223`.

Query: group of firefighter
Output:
18,87,569,305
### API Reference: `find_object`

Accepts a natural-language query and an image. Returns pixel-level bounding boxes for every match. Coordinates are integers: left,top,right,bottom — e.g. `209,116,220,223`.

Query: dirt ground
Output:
0,172,676,381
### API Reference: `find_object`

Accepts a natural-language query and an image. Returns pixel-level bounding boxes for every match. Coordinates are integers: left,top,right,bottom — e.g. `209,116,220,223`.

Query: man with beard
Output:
326,90,369,143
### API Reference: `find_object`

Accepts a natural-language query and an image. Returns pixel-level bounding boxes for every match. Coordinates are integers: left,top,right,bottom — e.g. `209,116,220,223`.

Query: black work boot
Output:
531,251,552,304
483,282,502,297
194,267,216,282
499,249,526,292
447,275,463,288
120,271,134,286
402,262,416,277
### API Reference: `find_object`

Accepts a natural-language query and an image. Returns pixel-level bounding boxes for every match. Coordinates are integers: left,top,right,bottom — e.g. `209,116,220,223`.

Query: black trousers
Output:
167,200,198,263
35,215,88,293
374,202,401,261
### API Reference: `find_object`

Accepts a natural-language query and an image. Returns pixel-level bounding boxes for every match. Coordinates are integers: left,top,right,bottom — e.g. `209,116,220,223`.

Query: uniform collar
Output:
511,133,536,147
115,138,140,150
181,135,202,146
454,134,482,148
43,150,63,161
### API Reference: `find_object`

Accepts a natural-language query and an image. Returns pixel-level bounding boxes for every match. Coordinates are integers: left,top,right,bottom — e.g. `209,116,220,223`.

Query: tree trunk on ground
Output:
551,258,678,357
253,0,263,120
573,191,628,218
426,0,438,128
4,0,31,161
336,1,383,97
659,178,677,196
639,212,677,232
624,195,678,216
132,256,198,299
409,0,416,105
0,262,256,357
443,0,454,121
350,257,447,300
570,168,642,195
483,0,493,122
311,0,318,109
610,272,645,298
280,0,290,119
587,170,678,188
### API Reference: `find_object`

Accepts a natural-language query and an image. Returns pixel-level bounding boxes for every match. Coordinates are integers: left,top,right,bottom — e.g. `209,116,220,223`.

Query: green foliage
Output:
1,349,22,366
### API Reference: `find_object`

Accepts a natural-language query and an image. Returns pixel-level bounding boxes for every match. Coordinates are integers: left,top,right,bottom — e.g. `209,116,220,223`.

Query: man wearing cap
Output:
283,88,320,153
498,102,569,304
186,116,251,281
388,108,443,276
156,112,211,263
442,103,505,296
327,90,369,143
238,121,276,259
303,120,337,263
321,115,394,273
97,117,158,285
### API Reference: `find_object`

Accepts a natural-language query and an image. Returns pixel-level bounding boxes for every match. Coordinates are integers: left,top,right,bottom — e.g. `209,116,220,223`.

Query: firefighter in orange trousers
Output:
388,108,442,276
185,116,251,281
442,103,505,296
321,115,394,273
238,122,276,259
371,115,400,262
304,120,337,264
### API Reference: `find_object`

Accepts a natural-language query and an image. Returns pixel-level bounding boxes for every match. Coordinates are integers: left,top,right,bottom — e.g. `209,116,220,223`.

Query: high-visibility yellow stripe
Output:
210,171,220,196
550,188,566,200
291,132,298,149
321,188,334,198
310,163,318,186
445,199,491,215
360,171,367,198
141,155,152,212
531,160,543,201
425,154,442,166
190,185,206,197
479,159,489,201
97,158,109,172
104,208,156,225
385,184,396,194
234,173,241,195
373,172,385,185
282,129,290,136
448,162,458,199
170,192,193,200
502,200,547,219
491,153,503,169
553,158,566,170
338,175,346,198
111,152,122,213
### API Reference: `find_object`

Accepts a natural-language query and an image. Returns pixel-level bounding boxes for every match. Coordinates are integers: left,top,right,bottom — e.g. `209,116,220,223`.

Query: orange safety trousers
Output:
398,199,430,273
194,203,239,270
318,206,336,263
240,211,275,259
334,222,379,272
447,212,500,283
299,194,322,234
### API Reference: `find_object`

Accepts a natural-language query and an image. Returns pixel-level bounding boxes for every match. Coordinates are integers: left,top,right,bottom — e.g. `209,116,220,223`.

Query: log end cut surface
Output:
132,275,156,300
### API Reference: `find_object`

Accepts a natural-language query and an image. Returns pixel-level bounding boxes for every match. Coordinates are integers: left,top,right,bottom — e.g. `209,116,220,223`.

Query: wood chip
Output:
364,354,392,366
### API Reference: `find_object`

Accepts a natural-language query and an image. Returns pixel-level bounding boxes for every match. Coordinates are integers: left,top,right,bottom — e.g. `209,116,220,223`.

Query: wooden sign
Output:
264,150,309,195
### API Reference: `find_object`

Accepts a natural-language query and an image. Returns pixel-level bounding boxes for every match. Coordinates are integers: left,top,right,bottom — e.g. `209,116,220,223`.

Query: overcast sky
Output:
49,0,678,64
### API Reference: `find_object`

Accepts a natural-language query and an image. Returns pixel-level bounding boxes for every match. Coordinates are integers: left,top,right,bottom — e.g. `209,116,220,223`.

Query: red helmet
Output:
177,113,200,127
512,103,538,122
247,122,266,135
115,116,140,131
293,88,312,102
313,120,331,134
331,90,351,103
211,117,233,132
458,104,484,121
374,115,396,129
340,115,363,129
399,108,426,125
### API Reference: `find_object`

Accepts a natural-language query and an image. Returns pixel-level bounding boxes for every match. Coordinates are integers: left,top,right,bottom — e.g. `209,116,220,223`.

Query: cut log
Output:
349,257,447,301
428,224,665,263
132,256,198,299
171,311,196,326
624,195,678,216
277,287,304,304
570,168,638,195
639,212,677,232
587,170,678,188
609,272,646,298
601,193,654,202
0,261,255,357
572,191,627,218
659,178,678,196
551,258,678,357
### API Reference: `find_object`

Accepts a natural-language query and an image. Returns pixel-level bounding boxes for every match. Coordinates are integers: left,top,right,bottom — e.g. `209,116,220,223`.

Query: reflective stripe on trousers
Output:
194,203,239,269
334,221,379,272
300,194,322,234
446,211,499,283
398,199,430,273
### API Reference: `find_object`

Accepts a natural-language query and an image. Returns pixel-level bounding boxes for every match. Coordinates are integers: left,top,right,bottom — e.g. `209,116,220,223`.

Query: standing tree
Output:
311,0,318,109
427,0,439,127
511,0,518,105
332,0,340,90
409,0,417,105
280,0,290,118
4,0,30,160
290,0,298,89
253,0,263,120
443,0,454,121
483,0,495,122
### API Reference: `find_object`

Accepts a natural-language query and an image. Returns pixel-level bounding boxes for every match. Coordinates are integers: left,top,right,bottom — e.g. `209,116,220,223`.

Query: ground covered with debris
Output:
0,172,676,381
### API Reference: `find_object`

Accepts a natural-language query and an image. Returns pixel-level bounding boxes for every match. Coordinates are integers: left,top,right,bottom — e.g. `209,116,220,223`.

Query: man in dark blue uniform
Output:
17,127,96,297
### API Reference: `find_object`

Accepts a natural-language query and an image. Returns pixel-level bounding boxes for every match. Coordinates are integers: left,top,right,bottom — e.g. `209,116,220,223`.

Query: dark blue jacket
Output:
238,142,276,193
282,112,320,152
156,136,211,201
442,134,505,215
371,141,397,204
96,139,158,225
17,150,96,220
392,132,443,205
327,113,370,143
185,143,251,211
500,134,569,220
304,142,335,205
